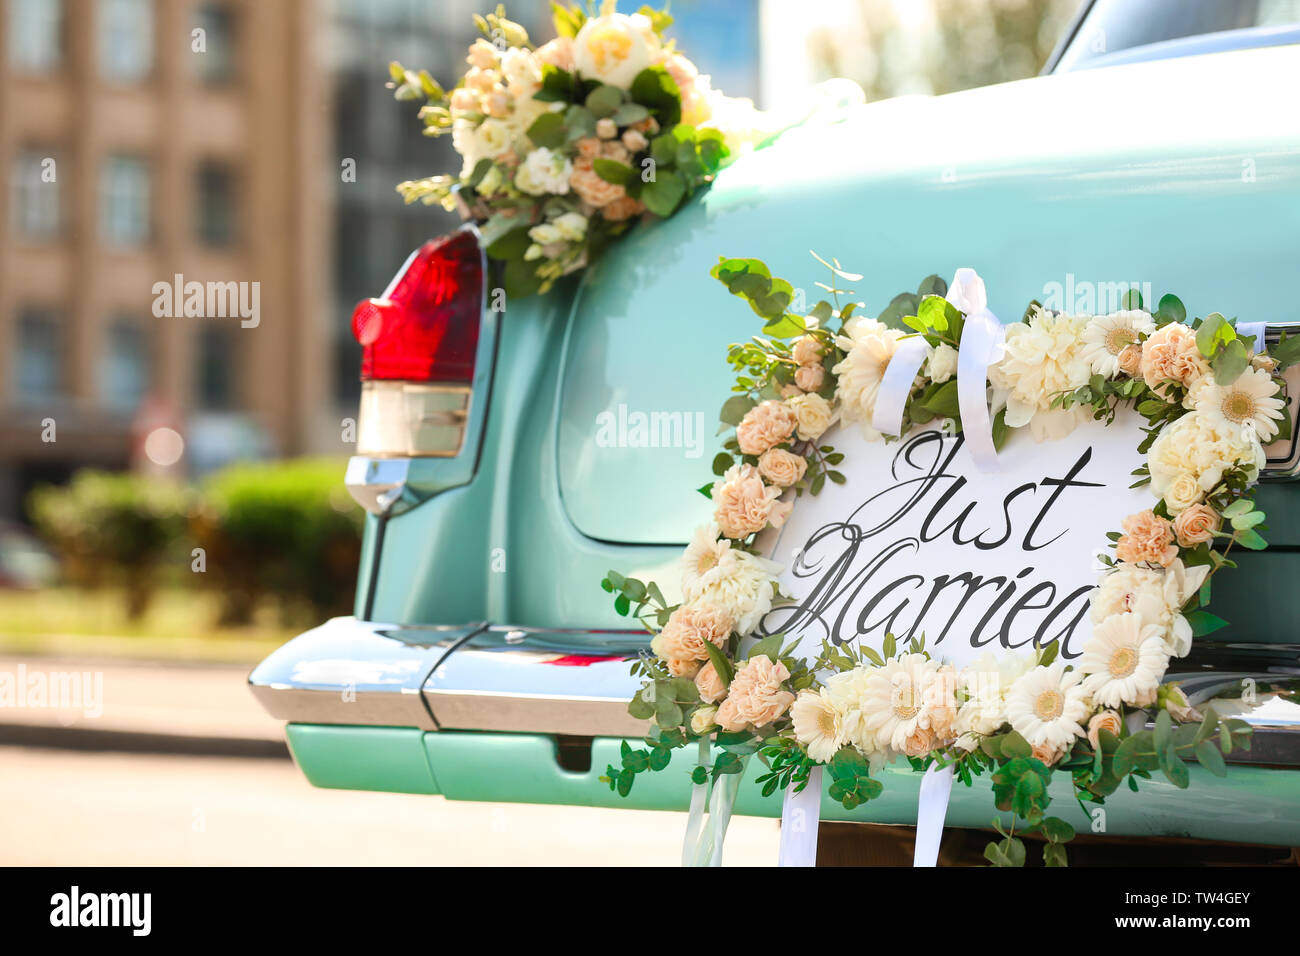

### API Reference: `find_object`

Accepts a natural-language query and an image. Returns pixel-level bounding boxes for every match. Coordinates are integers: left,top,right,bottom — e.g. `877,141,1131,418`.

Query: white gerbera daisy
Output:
791,688,845,763
1005,662,1089,752
953,651,1035,749
1079,612,1170,708
680,523,733,601
1189,367,1287,442
831,317,903,441
1080,310,1155,378
858,653,941,753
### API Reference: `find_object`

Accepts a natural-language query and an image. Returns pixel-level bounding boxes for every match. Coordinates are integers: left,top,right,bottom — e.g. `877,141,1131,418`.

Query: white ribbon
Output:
777,766,823,866
1238,321,1268,353
872,337,930,438
913,763,955,867
682,737,711,866
957,307,1006,472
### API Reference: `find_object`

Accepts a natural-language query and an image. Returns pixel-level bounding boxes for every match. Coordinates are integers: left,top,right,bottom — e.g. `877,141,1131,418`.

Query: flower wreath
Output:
388,2,771,298
600,253,1297,867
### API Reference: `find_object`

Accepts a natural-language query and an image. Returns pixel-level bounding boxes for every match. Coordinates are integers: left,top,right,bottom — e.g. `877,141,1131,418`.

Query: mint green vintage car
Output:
251,3,1300,861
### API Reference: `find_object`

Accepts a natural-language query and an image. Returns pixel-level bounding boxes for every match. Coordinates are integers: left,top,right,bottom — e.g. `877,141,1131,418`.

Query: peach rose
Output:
1032,741,1069,766
569,157,624,207
1087,710,1123,750
926,665,959,741
449,88,479,113
596,117,618,139
465,67,498,94
1141,323,1208,398
792,336,823,367
695,661,727,704
713,463,792,539
575,137,602,159
1172,502,1220,547
736,401,798,456
1118,343,1143,377
666,657,700,678
794,365,825,392
466,39,499,70
1115,509,1178,566
715,655,794,731
757,448,807,488
902,726,936,758
601,196,644,221
650,601,734,663
621,129,648,152
535,36,575,71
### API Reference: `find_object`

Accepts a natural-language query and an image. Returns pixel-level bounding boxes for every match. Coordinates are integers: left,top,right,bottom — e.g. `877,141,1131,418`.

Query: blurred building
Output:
0,0,332,518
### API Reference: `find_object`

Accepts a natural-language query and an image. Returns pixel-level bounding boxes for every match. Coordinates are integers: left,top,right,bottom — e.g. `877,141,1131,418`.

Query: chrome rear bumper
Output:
248,616,649,738
249,616,1300,766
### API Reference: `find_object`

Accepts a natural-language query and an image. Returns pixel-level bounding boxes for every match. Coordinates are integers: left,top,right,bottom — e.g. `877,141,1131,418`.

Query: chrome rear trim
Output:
1162,670,1300,767
247,616,486,731
422,626,649,738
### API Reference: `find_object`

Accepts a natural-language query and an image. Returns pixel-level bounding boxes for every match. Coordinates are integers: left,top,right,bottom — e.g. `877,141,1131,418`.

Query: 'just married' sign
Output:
760,411,1150,668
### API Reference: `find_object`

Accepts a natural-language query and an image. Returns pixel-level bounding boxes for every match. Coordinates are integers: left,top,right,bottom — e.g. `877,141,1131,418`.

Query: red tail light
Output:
350,229,485,458
352,229,482,383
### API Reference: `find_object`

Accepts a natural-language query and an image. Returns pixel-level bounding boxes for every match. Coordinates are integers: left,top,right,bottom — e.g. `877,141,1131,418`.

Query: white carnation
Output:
1146,409,1264,512
988,307,1092,441
515,147,572,196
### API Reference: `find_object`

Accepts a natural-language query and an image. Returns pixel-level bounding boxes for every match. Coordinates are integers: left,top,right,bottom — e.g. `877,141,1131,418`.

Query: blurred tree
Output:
807,0,1080,102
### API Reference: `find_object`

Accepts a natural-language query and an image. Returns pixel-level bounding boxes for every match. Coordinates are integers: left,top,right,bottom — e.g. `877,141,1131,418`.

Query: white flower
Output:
1189,367,1287,443
473,118,513,162
1147,409,1265,511
832,317,903,441
1089,558,1209,657
945,267,988,315
988,307,1093,441
500,47,541,97
1080,310,1155,378
572,13,652,89
927,342,958,384
679,529,780,637
690,705,718,734
680,523,731,600
791,689,844,763
1005,662,1089,752
515,147,572,196
528,223,562,244
1080,612,1170,708
552,212,588,242
823,667,888,769
953,652,1035,749
856,653,942,753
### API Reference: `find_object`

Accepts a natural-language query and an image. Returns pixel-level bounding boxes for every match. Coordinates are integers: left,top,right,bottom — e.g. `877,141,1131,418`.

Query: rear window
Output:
1055,0,1300,72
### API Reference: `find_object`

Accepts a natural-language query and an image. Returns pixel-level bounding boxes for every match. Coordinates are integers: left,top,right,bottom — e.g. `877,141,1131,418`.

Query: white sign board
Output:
760,411,1151,669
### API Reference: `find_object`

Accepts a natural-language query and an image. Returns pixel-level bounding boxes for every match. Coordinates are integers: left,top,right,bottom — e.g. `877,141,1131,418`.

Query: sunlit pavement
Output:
0,746,781,866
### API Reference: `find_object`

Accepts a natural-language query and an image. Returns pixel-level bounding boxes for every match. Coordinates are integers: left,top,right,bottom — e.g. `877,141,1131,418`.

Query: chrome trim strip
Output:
421,626,650,738
247,616,486,730
1258,324,1300,479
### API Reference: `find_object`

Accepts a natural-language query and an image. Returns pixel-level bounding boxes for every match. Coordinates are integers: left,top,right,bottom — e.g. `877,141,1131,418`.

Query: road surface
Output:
0,745,781,866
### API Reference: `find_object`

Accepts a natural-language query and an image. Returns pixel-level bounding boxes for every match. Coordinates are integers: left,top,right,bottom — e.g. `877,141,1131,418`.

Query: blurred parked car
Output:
0,522,58,590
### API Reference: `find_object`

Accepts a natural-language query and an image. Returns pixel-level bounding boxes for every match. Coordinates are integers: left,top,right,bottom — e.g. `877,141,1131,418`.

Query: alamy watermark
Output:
595,404,707,459
152,273,260,328
0,663,103,718
1041,274,1152,314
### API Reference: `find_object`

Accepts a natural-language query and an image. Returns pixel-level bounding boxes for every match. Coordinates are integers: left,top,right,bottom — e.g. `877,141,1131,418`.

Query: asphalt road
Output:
0,745,781,866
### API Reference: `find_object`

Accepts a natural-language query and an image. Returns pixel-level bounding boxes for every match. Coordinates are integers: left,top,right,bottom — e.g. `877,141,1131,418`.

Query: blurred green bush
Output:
29,471,191,619
28,459,362,626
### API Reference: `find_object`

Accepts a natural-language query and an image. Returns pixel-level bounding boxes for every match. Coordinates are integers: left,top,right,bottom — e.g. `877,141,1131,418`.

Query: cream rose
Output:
690,705,718,734
928,343,958,384
736,400,798,456
786,392,833,441
712,463,792,539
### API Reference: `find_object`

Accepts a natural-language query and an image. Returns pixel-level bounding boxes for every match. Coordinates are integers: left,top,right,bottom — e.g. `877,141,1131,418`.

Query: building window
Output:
196,326,237,409
194,3,236,85
13,308,62,404
98,0,154,84
102,320,150,412
196,161,237,246
99,155,150,246
7,0,63,73
9,149,60,239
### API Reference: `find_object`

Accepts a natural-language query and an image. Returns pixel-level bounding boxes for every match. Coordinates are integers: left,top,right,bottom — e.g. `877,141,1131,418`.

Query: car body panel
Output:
255,42,1300,847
